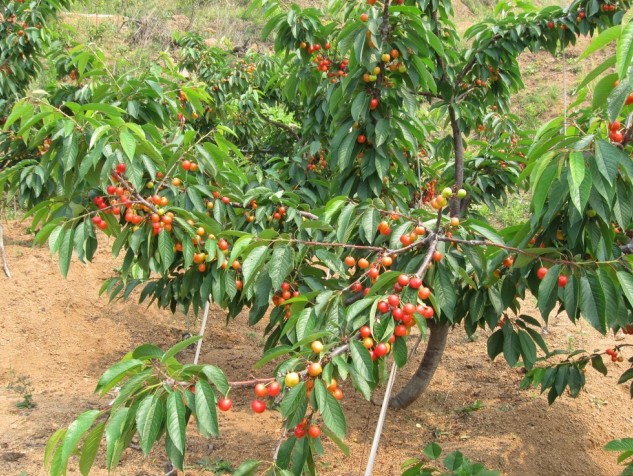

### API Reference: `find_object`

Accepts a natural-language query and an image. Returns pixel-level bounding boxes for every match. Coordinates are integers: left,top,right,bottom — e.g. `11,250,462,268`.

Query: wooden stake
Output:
0,223,11,278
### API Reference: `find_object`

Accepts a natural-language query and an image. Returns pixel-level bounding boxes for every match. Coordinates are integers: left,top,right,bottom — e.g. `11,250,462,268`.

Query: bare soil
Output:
0,221,632,476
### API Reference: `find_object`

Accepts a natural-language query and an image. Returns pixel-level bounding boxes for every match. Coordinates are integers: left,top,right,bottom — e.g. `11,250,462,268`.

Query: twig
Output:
260,115,301,141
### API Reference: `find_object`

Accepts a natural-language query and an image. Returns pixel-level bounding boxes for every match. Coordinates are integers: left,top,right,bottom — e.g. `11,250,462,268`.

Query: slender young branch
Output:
260,114,301,141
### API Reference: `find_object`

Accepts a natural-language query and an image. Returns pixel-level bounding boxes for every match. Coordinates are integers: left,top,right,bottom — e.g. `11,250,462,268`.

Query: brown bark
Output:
388,321,449,409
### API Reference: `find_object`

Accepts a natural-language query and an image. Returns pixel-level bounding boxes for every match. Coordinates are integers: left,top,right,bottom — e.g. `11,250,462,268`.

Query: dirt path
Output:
0,220,631,475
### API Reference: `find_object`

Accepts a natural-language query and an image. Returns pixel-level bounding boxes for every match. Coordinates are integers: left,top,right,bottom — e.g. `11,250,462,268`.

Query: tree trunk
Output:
448,105,466,217
388,321,449,409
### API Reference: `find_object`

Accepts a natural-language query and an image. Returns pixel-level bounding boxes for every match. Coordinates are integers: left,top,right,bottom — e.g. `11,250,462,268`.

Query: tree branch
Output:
260,114,301,141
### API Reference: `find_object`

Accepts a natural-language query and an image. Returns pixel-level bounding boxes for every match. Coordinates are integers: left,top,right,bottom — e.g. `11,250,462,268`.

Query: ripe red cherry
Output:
409,277,422,289
374,343,388,357
403,303,416,315
308,425,321,438
218,398,233,411
251,399,266,413
377,301,390,313
537,267,548,280
294,425,306,438
254,383,268,398
558,275,568,287
421,306,434,319
392,307,404,321
115,163,126,174
359,325,372,338
432,251,443,262
387,294,400,307
368,267,380,279
357,134,367,144
394,324,407,337
397,274,410,287
267,381,281,397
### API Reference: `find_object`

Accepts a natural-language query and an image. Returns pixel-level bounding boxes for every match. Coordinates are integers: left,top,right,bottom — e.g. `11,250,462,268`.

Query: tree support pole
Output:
0,223,11,278
364,362,398,476
193,298,211,365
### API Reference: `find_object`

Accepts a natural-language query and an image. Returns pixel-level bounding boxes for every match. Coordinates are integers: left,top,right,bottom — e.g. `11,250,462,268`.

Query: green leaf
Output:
161,335,202,362
195,380,219,437
136,395,165,455
158,231,175,272
605,439,633,452
269,245,293,290
120,131,136,161
375,118,389,147
242,245,270,287
580,25,620,59
58,227,75,278
166,391,186,454
517,330,537,369
314,379,346,439
537,264,560,321
616,21,633,78
105,407,129,469
393,337,408,368
487,329,504,360
361,209,380,243
591,355,608,376
315,249,347,276
502,325,520,367
95,359,144,395
60,410,100,471
78,422,105,476
579,274,607,334
423,442,442,460
202,365,230,396
255,345,293,369
617,271,633,309
321,425,350,456
618,368,633,384
233,460,261,476
350,340,374,381
44,428,66,471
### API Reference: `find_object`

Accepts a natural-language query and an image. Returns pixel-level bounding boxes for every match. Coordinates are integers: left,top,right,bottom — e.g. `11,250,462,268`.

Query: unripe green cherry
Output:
456,188,467,199
441,187,453,198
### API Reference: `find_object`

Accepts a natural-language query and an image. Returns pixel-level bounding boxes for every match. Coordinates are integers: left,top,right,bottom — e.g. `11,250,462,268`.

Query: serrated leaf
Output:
195,380,219,437
202,365,230,396
161,335,201,362
350,340,374,381
120,131,136,161
136,395,165,455
60,410,100,472
269,245,293,290
313,379,346,439
95,359,144,395
79,422,105,476
166,391,186,453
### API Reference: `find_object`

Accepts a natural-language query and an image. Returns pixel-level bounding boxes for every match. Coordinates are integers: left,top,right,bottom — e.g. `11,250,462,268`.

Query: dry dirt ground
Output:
0,221,632,476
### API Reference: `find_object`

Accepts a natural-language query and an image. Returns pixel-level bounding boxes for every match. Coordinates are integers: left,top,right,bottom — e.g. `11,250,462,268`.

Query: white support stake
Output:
193,299,211,365
364,362,398,476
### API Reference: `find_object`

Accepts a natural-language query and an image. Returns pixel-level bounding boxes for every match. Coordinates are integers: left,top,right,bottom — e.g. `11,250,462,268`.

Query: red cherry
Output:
558,275,568,287
537,267,548,280
392,307,404,321
377,301,390,313
308,425,322,438
254,383,268,397
403,303,416,315
421,306,434,319
218,398,233,411
408,277,422,289
251,399,266,413
369,98,379,110
394,325,407,337
397,274,410,287
294,425,307,438
267,381,281,397
387,294,400,307
115,163,126,174
374,343,388,357
359,325,372,338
